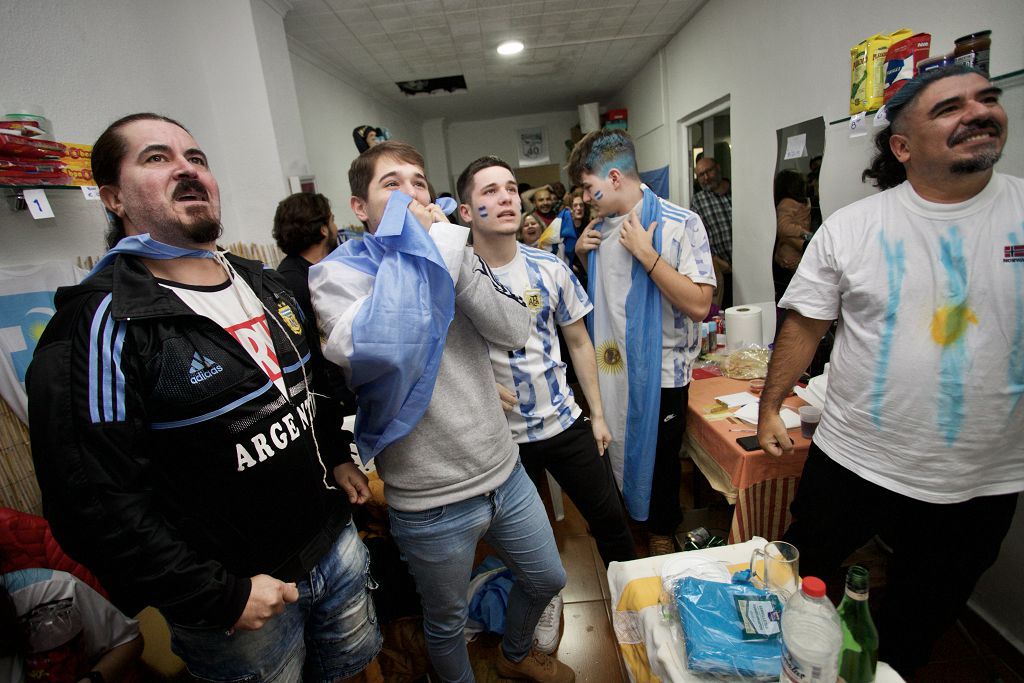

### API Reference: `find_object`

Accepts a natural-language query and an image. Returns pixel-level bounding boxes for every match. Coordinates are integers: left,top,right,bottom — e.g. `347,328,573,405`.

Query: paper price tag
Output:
849,113,867,138
873,106,889,127
23,189,55,219
80,185,101,201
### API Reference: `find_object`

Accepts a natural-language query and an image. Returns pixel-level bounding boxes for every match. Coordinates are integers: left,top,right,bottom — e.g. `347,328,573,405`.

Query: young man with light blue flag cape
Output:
309,142,575,683
569,130,716,555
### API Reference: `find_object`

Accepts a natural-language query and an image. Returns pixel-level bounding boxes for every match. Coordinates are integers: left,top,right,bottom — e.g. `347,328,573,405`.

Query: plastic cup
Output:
749,379,765,395
799,406,821,438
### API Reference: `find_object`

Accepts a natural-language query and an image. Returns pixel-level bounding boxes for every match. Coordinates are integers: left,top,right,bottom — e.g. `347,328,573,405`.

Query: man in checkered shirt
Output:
690,157,732,306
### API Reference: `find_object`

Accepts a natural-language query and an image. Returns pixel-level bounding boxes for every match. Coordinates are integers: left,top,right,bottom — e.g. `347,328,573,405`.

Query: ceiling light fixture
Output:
497,40,524,56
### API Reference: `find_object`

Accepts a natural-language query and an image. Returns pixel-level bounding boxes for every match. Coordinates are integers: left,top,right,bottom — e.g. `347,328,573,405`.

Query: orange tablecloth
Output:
685,376,811,542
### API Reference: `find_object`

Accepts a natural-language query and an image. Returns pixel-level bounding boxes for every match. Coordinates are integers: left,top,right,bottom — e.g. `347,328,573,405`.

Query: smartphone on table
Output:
736,435,763,452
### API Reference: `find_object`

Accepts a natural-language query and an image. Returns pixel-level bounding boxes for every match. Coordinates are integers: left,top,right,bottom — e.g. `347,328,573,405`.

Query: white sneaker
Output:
534,593,564,654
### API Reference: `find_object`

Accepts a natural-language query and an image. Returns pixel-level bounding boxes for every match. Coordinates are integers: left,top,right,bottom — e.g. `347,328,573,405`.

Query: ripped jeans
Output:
168,520,382,682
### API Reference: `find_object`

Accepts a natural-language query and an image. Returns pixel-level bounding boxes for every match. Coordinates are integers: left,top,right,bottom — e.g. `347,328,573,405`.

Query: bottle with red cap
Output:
779,576,843,682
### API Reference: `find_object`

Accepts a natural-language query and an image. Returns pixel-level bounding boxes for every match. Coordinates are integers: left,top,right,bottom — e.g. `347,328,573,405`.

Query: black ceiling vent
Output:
396,75,467,96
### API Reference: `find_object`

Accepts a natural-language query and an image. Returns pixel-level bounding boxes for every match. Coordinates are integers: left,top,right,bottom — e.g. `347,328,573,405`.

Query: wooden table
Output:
685,376,810,543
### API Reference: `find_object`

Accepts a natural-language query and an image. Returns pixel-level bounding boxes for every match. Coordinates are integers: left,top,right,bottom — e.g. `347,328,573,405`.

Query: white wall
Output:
610,0,1024,648
252,0,311,182
445,110,580,192
612,0,1024,306
289,45,425,228
0,0,298,267
421,118,452,196
608,50,670,175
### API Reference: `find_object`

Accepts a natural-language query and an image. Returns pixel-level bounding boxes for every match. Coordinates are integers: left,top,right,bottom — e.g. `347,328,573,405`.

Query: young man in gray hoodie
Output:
310,142,574,683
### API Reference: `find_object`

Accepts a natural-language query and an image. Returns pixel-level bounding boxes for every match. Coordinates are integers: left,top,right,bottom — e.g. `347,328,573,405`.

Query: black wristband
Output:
646,254,661,276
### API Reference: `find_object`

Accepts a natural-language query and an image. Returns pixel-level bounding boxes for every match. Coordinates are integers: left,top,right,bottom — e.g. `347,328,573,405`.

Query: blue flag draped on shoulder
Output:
586,185,663,520
556,207,579,268
318,191,455,463
87,234,217,278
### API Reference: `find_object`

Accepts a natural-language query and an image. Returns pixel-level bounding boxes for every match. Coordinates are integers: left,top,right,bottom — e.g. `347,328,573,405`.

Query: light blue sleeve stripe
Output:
151,381,275,430
112,322,127,422
282,351,311,374
88,294,112,424
3,567,57,592
100,312,117,422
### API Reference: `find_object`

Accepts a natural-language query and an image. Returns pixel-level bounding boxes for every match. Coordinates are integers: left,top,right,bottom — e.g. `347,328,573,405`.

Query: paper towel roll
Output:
725,305,763,352
578,103,600,133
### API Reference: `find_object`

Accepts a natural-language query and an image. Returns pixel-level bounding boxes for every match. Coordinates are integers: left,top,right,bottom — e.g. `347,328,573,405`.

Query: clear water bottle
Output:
779,576,842,682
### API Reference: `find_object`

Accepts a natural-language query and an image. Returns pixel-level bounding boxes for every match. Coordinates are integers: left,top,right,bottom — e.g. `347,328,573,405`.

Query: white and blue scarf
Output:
320,192,456,462
87,234,217,278
587,185,663,520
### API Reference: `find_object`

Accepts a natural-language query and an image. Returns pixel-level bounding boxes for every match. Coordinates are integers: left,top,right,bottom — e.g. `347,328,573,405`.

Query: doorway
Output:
686,110,731,203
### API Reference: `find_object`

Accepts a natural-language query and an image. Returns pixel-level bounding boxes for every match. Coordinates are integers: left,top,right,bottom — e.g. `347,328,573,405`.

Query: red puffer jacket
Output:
0,506,107,597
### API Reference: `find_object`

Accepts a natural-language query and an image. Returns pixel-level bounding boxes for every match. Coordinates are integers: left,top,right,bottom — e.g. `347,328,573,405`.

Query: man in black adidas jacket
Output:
27,113,381,681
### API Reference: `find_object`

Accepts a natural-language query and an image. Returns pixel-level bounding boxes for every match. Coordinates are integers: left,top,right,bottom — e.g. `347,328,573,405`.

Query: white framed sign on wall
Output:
516,127,549,167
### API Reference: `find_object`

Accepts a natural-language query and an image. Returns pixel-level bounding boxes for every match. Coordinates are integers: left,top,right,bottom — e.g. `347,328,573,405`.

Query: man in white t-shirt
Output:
758,65,1022,676
569,130,716,555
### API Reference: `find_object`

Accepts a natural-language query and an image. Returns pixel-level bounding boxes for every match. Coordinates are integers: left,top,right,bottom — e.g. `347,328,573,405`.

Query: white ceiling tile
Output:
323,0,371,9
288,0,333,15
347,19,387,35
373,5,410,21
407,0,444,16
284,0,699,121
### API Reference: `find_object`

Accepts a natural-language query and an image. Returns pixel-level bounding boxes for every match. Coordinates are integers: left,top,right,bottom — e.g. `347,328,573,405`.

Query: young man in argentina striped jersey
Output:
570,130,716,556
457,156,637,651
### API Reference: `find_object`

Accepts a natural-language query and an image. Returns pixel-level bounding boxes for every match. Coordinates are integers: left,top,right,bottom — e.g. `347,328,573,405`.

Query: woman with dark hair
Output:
569,189,589,236
772,169,813,303
518,212,543,246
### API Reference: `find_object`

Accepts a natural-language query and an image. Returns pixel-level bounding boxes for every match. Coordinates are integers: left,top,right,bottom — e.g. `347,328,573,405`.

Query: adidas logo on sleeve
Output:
189,352,224,384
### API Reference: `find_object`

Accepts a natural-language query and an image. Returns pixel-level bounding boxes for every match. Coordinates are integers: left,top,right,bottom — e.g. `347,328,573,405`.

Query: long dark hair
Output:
773,170,807,206
861,126,907,190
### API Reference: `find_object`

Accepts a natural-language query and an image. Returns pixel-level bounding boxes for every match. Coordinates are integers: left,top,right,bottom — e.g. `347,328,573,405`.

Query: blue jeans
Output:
388,460,566,683
167,521,382,682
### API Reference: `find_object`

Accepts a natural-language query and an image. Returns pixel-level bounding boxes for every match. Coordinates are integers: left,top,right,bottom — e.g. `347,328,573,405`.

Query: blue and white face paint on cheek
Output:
477,205,488,218
594,190,604,200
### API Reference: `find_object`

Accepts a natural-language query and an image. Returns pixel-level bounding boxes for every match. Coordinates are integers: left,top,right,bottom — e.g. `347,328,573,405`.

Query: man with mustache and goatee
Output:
758,65,1023,677
27,114,382,681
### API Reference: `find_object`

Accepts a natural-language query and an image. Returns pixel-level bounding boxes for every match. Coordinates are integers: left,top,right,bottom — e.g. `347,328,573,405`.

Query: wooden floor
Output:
466,478,629,682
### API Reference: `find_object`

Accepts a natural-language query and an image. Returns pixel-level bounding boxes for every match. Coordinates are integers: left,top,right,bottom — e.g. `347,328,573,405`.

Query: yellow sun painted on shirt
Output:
930,303,978,347
596,340,624,375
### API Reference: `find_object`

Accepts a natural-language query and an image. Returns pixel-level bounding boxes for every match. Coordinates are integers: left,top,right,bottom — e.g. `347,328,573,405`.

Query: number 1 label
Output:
23,189,56,219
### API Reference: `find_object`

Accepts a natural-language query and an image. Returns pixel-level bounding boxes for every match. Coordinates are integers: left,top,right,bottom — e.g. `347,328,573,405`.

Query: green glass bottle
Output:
838,565,879,683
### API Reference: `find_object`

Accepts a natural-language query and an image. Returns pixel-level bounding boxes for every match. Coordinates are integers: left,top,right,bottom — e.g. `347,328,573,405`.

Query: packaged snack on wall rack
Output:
884,30,931,102
849,40,869,114
865,33,893,111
